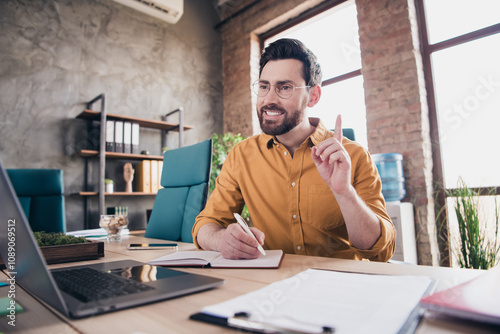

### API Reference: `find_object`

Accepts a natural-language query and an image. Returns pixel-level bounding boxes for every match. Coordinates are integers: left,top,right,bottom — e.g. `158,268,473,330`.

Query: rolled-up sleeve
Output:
192,148,244,249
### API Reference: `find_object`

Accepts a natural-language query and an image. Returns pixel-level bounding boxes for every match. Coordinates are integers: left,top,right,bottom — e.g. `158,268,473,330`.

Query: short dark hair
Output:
259,38,322,87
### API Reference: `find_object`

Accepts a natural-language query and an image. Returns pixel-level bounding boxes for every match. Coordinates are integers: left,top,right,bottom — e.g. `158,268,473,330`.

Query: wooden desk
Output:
4,233,499,334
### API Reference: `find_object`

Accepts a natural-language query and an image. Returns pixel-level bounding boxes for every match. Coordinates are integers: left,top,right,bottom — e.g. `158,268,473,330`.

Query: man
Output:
193,38,396,262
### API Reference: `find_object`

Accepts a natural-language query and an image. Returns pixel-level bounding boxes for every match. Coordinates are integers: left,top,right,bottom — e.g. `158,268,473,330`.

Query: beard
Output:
258,103,305,136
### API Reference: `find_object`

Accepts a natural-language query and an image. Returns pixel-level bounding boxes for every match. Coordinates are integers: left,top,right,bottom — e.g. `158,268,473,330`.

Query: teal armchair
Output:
331,128,356,141
342,128,355,141
6,169,66,233
145,139,212,242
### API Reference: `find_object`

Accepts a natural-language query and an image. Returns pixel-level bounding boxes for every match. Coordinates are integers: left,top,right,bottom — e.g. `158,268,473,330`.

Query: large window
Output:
263,0,368,148
418,0,500,265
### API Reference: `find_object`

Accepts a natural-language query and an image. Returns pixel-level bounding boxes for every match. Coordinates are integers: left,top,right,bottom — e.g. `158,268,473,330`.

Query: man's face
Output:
256,59,310,136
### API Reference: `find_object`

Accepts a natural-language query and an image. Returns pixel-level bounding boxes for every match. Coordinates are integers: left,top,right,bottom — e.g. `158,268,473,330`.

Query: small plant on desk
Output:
34,232,88,247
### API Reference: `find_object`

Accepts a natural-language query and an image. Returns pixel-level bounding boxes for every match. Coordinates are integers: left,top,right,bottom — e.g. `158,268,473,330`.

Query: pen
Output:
233,213,266,256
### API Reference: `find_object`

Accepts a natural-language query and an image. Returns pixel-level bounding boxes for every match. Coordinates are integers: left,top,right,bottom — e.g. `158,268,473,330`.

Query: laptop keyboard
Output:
53,267,155,303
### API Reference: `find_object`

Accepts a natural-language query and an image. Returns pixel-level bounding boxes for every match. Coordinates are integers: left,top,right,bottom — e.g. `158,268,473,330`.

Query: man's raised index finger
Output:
334,114,342,142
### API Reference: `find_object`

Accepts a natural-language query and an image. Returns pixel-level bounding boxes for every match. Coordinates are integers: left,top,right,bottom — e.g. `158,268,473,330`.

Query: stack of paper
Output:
191,269,433,334
192,269,434,334
66,228,130,240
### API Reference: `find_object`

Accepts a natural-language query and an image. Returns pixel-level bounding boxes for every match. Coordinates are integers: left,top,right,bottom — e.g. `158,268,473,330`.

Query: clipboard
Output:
190,291,437,334
190,269,437,334
190,311,335,333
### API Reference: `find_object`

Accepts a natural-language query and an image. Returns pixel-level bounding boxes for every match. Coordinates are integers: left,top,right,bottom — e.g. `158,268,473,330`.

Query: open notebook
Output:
148,250,284,268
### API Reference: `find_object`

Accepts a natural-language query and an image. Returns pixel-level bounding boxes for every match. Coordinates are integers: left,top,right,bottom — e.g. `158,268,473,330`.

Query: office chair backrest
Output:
144,139,212,242
331,128,355,141
6,169,66,233
341,128,355,141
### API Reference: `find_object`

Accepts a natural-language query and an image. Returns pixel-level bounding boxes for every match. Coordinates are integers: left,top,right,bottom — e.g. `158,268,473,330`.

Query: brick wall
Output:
218,0,440,265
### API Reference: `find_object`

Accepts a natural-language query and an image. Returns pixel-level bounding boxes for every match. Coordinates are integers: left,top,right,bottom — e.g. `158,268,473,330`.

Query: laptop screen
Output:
0,161,69,315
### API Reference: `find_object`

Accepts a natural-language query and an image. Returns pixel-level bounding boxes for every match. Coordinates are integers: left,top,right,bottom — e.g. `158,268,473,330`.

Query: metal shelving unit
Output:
75,94,193,228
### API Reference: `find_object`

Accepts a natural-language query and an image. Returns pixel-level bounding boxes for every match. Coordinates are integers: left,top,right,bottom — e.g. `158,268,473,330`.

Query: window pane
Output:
264,0,367,148
433,34,500,188
266,0,361,79
424,0,500,44
311,76,368,148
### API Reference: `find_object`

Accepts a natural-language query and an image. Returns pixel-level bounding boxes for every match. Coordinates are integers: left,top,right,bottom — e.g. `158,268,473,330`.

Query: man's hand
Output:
219,223,265,259
311,114,352,196
197,222,265,259
311,114,382,250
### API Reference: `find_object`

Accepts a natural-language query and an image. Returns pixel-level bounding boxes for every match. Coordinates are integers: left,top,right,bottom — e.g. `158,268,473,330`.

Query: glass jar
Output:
99,214,128,241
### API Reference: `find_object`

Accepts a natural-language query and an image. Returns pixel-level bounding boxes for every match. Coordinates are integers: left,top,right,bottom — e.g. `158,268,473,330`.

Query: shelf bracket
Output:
86,94,106,219
162,107,184,149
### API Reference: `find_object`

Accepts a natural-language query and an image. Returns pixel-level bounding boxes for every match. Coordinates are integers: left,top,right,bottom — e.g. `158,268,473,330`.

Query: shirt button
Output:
284,151,288,156
291,182,296,187
297,245,302,251
292,214,297,219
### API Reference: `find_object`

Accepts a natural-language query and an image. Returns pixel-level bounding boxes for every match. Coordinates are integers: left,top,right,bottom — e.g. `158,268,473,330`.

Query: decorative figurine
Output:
123,162,134,193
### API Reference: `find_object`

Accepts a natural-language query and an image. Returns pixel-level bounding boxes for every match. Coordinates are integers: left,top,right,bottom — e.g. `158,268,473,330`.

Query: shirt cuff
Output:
353,215,397,262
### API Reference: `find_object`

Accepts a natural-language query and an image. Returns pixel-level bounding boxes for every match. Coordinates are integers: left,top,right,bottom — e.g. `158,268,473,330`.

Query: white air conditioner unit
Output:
112,0,183,24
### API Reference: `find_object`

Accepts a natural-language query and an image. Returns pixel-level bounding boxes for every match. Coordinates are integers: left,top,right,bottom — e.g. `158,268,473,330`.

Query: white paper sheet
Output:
201,269,433,334
66,228,130,239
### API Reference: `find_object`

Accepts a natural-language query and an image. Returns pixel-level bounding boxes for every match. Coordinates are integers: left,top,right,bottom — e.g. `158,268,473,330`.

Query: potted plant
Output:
34,231,87,246
443,179,500,269
105,178,114,193
34,232,104,264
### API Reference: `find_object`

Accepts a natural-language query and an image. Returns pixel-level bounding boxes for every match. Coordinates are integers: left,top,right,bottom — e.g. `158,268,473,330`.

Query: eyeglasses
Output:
252,80,310,99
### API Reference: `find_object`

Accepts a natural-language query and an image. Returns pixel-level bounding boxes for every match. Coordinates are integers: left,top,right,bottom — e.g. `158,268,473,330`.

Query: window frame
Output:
415,0,500,266
257,0,364,140
258,0,360,89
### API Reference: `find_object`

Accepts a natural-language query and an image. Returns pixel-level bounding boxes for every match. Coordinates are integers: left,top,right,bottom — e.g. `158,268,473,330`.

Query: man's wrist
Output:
198,223,225,251
332,184,357,203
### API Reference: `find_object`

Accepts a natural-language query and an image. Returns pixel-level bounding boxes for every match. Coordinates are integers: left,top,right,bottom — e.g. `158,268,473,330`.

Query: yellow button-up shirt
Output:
193,119,396,262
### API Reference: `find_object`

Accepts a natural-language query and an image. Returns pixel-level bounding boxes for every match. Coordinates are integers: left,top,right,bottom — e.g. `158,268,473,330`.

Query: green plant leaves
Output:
210,133,250,221
448,179,500,269
34,232,88,247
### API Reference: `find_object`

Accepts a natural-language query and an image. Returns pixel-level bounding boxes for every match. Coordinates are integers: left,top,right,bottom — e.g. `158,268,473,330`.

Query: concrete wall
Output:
217,0,440,265
0,0,223,231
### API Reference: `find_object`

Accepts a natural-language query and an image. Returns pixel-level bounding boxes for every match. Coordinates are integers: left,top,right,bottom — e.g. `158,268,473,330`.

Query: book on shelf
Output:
135,160,151,193
150,160,159,193
114,120,124,153
148,250,284,269
158,161,163,190
106,120,115,152
131,123,140,154
123,122,132,154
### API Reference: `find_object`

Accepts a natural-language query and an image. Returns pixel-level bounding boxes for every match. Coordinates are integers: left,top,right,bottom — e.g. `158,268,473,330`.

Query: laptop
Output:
0,160,224,318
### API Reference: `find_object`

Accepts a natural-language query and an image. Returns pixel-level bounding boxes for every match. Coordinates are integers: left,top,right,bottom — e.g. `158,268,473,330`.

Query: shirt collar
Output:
308,117,332,147
264,117,332,149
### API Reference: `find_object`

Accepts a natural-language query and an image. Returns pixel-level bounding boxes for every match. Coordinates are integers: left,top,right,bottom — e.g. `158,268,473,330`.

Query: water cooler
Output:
372,153,417,264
